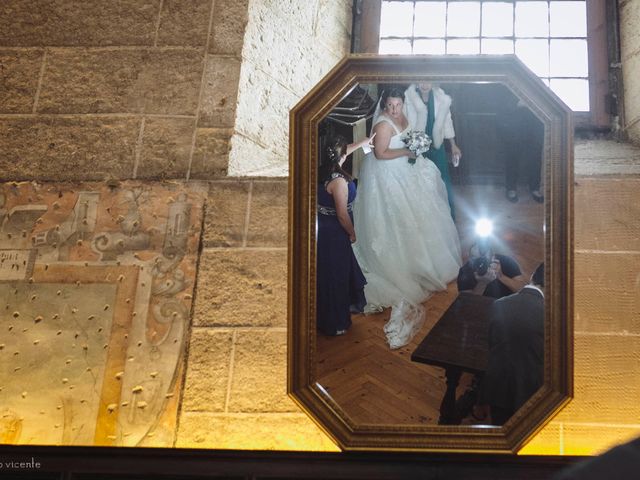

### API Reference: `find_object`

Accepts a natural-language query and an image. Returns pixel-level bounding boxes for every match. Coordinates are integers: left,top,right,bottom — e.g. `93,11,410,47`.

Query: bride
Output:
353,87,462,349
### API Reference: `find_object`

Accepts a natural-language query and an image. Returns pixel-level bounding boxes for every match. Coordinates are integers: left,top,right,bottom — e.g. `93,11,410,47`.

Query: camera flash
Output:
475,218,493,238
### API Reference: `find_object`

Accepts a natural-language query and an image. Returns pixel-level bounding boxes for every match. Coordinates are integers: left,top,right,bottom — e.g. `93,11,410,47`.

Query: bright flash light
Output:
475,218,493,237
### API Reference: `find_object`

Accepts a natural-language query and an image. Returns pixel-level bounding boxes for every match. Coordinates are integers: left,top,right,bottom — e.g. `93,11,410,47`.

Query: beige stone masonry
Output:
228,132,288,177
193,248,287,328
0,0,160,46
558,423,640,456
555,334,640,425
574,252,640,334
622,54,640,136
574,139,640,176
228,329,297,413
0,0,250,182
228,0,351,175
575,178,640,250
198,56,242,128
190,128,234,179
0,49,45,113
181,329,235,412
137,116,195,178
246,181,288,247
208,0,249,56
203,180,251,247
315,0,353,54
38,48,203,115
522,157,640,455
177,412,338,450
231,61,299,161
156,0,213,47
620,0,640,143
0,116,138,180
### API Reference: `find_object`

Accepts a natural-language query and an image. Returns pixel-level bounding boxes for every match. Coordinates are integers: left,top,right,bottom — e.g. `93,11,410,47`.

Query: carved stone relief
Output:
0,181,206,447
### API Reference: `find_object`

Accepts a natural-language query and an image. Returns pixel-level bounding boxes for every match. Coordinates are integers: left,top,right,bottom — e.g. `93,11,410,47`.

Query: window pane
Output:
482,38,514,54
550,78,590,111
515,39,549,77
550,39,588,77
515,2,549,37
447,2,481,38
482,2,513,37
379,39,412,54
550,1,587,37
414,2,446,38
447,38,480,55
380,1,414,37
414,39,446,54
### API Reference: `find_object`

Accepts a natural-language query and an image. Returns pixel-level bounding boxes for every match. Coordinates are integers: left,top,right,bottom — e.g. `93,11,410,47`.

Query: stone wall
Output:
0,0,247,180
228,0,352,176
0,0,351,450
521,141,640,454
2,0,640,455
177,0,352,448
620,0,640,144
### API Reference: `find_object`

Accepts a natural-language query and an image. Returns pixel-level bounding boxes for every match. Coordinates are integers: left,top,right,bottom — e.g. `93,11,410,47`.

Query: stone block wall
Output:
620,0,640,144
177,182,337,450
228,0,352,175
0,0,247,180
521,141,640,455
0,0,351,450
2,0,639,455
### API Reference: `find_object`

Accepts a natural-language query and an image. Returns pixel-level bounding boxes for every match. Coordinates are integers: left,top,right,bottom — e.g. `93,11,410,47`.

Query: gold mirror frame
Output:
288,55,573,453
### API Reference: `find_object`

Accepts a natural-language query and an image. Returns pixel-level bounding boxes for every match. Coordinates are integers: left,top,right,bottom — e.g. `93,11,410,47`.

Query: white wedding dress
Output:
353,115,462,349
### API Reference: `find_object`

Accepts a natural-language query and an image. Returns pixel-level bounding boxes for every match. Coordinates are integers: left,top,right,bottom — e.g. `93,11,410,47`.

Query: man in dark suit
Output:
478,262,545,425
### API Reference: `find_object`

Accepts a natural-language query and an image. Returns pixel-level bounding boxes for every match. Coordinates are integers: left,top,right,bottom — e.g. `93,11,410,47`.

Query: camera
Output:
471,256,490,276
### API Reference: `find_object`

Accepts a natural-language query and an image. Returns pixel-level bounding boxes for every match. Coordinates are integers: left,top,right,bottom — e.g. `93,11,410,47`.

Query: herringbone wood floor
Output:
316,184,544,425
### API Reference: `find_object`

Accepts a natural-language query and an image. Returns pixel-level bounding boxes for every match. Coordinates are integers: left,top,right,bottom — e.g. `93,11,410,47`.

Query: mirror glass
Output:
289,55,573,453
315,81,545,427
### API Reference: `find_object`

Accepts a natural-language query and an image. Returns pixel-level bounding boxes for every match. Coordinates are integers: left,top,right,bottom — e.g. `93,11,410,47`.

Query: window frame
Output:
353,0,612,129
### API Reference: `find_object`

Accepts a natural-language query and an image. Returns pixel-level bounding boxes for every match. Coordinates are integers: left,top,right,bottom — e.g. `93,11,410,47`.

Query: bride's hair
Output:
319,134,352,184
379,87,406,110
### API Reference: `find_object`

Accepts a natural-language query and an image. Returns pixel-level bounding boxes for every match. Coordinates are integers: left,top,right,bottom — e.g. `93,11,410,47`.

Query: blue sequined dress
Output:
316,173,367,335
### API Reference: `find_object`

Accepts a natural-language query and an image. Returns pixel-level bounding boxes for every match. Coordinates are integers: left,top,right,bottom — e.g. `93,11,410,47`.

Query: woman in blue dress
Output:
316,134,372,336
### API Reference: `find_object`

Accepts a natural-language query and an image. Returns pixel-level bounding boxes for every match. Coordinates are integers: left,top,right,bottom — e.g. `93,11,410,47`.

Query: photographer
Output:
456,242,526,299
477,263,545,425
453,240,529,423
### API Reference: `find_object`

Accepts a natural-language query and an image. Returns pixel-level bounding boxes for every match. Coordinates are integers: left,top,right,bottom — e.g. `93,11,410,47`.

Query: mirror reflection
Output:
315,82,545,427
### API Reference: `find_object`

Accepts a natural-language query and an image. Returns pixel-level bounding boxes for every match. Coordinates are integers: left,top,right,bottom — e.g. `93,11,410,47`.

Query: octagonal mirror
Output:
288,55,573,452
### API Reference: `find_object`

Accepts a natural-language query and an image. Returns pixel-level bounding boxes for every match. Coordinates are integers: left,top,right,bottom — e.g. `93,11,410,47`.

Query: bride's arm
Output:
372,122,415,160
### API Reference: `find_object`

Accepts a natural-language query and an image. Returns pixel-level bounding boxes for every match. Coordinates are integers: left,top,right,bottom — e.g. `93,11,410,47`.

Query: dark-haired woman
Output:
353,87,462,348
316,134,372,336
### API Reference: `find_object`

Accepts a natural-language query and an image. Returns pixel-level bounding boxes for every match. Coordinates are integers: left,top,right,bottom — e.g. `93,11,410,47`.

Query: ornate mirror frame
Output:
288,55,573,453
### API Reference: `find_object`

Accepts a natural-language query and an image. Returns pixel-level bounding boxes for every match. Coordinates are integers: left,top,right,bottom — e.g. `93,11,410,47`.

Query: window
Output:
355,0,611,128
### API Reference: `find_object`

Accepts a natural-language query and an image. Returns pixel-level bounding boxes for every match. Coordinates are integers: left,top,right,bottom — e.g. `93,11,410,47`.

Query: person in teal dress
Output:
404,83,462,220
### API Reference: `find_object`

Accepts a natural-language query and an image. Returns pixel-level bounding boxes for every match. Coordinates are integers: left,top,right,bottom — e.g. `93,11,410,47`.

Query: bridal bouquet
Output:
401,130,432,165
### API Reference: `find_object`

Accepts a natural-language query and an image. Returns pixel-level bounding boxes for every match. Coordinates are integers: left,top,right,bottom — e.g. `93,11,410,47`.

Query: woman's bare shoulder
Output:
373,116,394,133
326,173,348,189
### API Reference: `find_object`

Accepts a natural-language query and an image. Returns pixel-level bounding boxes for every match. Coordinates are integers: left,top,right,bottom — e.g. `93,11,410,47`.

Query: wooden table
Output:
411,292,495,424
